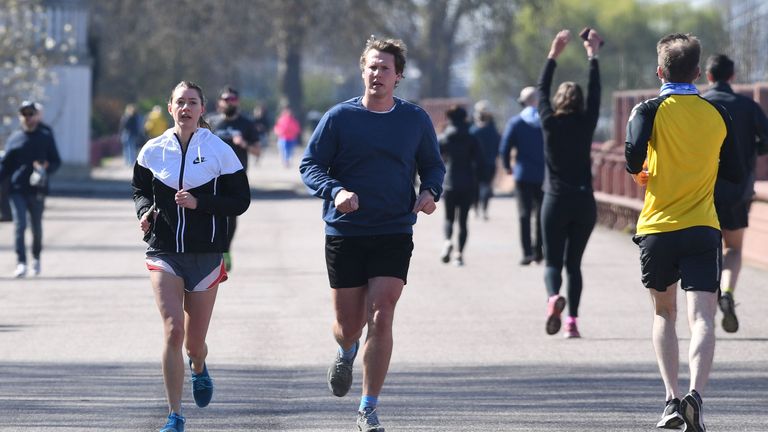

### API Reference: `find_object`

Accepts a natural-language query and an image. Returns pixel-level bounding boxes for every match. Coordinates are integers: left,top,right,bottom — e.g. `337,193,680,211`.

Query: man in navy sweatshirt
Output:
300,36,445,432
0,101,61,278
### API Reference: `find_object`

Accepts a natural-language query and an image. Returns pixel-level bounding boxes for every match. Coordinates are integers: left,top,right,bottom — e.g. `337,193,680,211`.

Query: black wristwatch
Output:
426,186,439,202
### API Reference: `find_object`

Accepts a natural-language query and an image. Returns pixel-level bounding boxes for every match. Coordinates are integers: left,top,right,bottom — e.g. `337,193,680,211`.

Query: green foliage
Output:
471,0,727,120
302,73,338,114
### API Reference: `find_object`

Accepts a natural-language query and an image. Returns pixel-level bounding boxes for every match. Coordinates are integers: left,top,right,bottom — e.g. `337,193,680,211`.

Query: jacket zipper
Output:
174,132,193,253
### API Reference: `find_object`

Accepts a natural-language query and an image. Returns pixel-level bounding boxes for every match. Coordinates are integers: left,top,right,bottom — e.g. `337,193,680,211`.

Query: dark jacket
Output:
470,121,500,181
439,124,484,194
702,81,768,202
0,126,61,195
537,58,600,195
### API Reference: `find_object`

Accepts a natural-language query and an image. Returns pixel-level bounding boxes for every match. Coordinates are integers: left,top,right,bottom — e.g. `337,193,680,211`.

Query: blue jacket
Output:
300,97,446,236
499,106,545,183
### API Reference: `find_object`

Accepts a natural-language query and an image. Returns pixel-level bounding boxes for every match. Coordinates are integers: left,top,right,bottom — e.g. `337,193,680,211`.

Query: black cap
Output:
219,86,239,100
19,100,39,113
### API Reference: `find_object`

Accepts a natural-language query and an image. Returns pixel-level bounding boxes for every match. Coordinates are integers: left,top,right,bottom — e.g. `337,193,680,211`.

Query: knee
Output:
335,311,366,339
368,301,397,333
164,319,185,349
185,339,206,359
654,304,677,321
565,262,581,276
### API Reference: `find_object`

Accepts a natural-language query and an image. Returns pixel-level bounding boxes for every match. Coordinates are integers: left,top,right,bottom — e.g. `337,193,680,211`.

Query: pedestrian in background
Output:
273,107,301,167
0,101,61,278
500,86,545,265
702,53,768,333
300,36,444,432
626,34,743,431
144,105,169,139
469,100,500,221
119,103,144,166
207,86,260,271
252,103,272,151
537,28,602,339
439,104,484,266
132,81,250,432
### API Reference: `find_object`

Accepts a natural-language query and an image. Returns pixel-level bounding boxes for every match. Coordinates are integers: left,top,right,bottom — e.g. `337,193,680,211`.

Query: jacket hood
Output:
520,106,540,127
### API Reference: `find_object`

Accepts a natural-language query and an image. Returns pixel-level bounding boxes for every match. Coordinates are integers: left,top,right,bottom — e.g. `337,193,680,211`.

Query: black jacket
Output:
0,125,61,194
132,128,250,253
702,81,768,202
537,58,600,195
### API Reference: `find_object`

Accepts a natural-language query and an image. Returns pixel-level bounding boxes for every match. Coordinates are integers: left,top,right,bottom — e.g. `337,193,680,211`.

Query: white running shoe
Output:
13,263,27,278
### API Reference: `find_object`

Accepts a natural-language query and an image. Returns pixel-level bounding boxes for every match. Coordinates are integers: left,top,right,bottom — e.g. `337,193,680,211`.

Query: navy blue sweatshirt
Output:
300,97,446,236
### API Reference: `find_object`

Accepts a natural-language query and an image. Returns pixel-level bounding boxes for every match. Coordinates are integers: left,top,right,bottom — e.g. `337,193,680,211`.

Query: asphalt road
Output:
0,150,766,431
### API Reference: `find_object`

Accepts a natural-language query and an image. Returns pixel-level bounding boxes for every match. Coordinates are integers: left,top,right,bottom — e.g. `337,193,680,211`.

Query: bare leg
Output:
151,271,186,414
650,284,681,401
361,276,404,397
721,228,744,292
687,290,717,393
331,286,368,351
185,285,219,373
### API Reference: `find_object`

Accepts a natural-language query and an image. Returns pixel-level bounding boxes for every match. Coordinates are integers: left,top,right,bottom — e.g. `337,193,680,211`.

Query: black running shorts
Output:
632,226,722,292
325,234,414,288
715,198,751,230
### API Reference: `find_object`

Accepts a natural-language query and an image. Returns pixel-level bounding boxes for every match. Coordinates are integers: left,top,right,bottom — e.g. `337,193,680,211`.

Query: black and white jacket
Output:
132,127,251,253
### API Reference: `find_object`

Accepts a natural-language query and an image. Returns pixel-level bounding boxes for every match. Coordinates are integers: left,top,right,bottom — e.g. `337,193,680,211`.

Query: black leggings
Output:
443,190,473,252
541,192,596,317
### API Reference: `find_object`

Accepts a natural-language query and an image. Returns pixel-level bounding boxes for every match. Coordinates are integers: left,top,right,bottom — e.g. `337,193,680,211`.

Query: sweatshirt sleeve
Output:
499,118,516,172
299,110,346,200
415,111,446,200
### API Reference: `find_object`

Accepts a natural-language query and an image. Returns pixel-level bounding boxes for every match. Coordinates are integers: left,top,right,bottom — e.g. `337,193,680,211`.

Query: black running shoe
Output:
656,398,684,429
327,340,359,397
680,390,706,432
718,292,738,333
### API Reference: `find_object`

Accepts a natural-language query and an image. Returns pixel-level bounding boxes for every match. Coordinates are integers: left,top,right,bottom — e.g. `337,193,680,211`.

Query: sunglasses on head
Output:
20,111,35,117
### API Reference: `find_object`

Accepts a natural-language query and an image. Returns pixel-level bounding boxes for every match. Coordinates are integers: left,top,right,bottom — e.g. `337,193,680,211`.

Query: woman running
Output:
439,105,484,266
132,81,250,432
537,29,602,338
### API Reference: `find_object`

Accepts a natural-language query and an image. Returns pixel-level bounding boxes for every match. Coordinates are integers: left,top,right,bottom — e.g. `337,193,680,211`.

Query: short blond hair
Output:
359,36,407,76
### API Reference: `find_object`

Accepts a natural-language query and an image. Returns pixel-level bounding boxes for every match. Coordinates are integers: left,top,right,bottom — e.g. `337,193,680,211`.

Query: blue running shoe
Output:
160,412,185,432
189,359,214,408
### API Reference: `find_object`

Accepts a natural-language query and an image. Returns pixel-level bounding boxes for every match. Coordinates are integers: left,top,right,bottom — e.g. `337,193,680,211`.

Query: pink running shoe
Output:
564,317,581,339
545,295,566,335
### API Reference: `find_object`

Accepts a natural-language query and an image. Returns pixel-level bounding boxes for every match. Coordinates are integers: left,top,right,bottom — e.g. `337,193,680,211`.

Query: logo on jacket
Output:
192,156,206,164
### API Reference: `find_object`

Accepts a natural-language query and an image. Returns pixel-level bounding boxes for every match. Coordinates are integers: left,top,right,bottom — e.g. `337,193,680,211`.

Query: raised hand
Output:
548,30,571,59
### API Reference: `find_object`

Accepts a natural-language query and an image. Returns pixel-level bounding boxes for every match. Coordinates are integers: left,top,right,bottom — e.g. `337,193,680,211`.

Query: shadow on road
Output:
1,361,765,431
